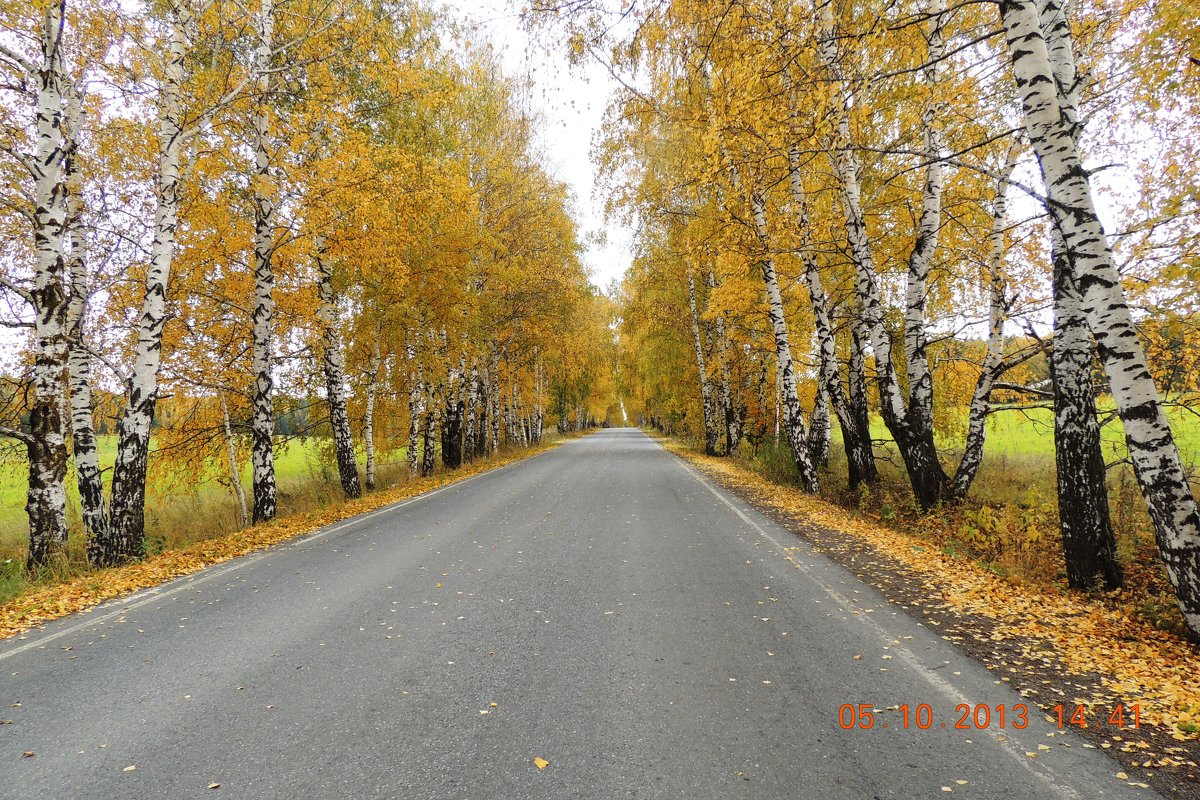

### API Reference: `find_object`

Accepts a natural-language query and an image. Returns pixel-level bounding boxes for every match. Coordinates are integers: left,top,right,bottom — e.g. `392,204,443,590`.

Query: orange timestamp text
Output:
838,702,1142,731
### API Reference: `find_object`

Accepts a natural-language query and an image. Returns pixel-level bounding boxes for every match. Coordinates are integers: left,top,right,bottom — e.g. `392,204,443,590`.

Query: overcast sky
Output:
441,0,633,293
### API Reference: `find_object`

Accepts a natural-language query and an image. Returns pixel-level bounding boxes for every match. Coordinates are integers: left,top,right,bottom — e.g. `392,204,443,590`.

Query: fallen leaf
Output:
21,751,33,758
123,765,136,772
1116,772,1128,780
208,783,221,790
533,757,550,770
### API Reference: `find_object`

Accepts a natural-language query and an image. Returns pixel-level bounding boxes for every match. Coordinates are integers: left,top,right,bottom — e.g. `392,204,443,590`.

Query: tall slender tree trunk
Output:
1052,236,1122,589
532,349,544,444
1002,0,1196,625
687,271,720,455
248,0,277,523
706,268,740,455
489,345,501,454
819,0,951,508
1015,0,1120,588
62,82,109,557
315,238,360,498
104,3,191,565
464,361,478,462
952,150,1019,498
22,0,71,570
421,381,438,477
442,355,464,469
363,325,381,490
809,383,831,468
787,138,875,487
220,392,250,527
476,365,489,456
717,139,817,487
407,341,422,479
731,168,819,491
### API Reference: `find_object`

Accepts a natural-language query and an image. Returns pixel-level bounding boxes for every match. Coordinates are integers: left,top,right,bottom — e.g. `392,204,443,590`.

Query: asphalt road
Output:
0,429,1159,799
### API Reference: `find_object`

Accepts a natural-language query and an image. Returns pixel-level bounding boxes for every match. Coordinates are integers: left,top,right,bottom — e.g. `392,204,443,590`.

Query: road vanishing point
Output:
0,429,1160,799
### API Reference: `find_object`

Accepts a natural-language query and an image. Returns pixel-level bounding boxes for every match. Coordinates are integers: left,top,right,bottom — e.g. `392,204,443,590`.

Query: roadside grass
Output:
0,434,572,611
1,438,408,563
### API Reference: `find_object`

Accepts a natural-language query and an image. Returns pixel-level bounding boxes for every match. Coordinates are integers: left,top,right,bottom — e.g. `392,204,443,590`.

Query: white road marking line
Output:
648,433,1106,800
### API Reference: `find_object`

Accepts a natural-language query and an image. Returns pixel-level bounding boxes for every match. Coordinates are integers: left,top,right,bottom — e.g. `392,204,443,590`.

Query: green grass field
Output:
0,436,408,562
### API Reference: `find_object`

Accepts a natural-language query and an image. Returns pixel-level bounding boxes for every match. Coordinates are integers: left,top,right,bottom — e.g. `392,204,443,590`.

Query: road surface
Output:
0,429,1157,798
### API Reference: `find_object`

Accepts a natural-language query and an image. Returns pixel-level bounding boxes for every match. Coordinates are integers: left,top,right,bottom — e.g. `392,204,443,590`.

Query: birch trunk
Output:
787,139,875,487
442,355,464,469
809,383,831,468
220,392,249,527
363,325,381,490
748,187,819,492
477,366,489,455
511,379,527,447
407,342,422,479
63,84,109,556
952,151,1018,498
248,0,277,523
464,361,478,461
22,0,71,569
706,269,740,455
819,0,951,507
316,239,360,498
532,349,544,444
1052,234,1122,589
1002,0,1197,623
1026,0,1120,588
104,3,191,565
720,148,818,488
504,380,516,446
421,381,438,477
687,271,720,455
489,346,501,453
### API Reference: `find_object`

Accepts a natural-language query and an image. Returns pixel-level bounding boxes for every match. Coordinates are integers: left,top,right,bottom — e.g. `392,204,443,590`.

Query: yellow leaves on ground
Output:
0,438,579,639
533,757,550,770
668,443,1200,744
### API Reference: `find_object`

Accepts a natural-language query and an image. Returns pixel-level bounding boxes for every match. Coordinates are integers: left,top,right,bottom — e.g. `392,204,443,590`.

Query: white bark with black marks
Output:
706,268,740,455
720,149,818,490
489,345,501,453
315,238,360,498
363,324,381,490
1028,0,1121,589
105,4,193,563
1001,0,1200,630
464,361,478,461
22,0,71,569
407,339,422,479
787,137,876,487
687,271,720,455
819,0,952,508
249,0,277,523
952,149,1018,499
62,81,109,559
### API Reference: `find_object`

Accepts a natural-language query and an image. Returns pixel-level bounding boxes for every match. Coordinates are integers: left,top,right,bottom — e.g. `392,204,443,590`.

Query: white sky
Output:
442,0,633,293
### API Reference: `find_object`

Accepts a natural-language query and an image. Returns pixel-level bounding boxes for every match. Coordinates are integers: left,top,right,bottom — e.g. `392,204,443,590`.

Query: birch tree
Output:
0,0,72,568
999,0,1200,632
